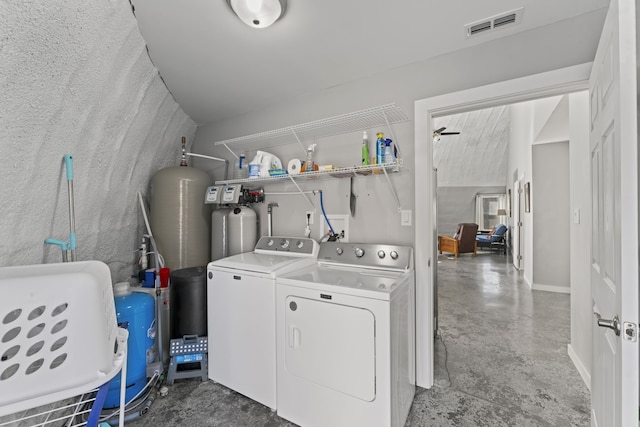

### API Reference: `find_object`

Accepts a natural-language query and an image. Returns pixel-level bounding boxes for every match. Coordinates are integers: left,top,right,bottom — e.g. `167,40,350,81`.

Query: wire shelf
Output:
212,104,409,152
215,160,404,186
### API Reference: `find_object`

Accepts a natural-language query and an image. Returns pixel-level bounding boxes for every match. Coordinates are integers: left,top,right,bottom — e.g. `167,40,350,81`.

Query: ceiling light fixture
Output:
227,0,286,29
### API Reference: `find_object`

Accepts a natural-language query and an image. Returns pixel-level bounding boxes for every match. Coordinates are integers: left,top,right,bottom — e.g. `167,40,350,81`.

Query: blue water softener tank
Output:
104,282,156,408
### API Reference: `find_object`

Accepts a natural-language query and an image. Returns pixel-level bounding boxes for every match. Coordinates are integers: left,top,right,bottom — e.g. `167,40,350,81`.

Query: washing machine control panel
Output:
254,236,319,256
319,242,413,270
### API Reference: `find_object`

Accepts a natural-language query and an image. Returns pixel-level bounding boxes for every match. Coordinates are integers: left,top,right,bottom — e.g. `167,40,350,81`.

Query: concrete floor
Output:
127,252,590,426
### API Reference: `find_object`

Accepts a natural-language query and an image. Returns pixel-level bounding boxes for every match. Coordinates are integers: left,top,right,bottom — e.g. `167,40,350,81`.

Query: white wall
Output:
1,1,197,281
532,141,570,291
193,11,604,246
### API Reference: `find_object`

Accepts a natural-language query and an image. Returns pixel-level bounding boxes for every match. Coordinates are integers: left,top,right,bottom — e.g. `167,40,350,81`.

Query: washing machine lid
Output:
278,264,410,300
209,252,316,276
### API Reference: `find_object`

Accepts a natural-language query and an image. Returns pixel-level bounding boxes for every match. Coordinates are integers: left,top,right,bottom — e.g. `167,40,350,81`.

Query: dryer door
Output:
284,296,376,401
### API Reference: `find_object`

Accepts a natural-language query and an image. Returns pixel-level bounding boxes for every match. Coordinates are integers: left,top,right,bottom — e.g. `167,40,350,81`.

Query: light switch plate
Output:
401,210,412,226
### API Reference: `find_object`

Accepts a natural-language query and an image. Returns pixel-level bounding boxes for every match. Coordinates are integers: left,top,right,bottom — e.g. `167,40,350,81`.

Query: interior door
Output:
589,0,638,425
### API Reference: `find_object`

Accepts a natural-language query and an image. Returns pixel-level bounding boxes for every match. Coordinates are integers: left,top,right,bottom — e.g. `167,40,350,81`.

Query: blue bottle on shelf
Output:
376,132,385,165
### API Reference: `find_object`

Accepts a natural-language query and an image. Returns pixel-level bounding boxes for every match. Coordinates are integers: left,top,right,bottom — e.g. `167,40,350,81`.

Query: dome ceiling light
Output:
227,0,287,29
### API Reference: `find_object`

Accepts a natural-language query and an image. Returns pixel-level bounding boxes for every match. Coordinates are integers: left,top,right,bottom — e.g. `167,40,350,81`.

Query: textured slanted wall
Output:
1,0,197,281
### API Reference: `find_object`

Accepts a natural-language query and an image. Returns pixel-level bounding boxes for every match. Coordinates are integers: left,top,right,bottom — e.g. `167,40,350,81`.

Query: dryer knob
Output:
390,250,399,260
336,247,343,255
355,247,365,258
377,250,386,259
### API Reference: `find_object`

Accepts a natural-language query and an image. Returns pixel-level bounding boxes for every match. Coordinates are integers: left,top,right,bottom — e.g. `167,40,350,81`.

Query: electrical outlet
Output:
306,211,314,225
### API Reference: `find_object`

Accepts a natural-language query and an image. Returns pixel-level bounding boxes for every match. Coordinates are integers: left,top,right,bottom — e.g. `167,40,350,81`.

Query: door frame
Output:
512,178,522,270
413,63,591,388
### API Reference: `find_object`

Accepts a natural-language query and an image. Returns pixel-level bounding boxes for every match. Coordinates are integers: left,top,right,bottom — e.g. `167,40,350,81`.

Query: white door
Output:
512,179,521,269
589,0,638,425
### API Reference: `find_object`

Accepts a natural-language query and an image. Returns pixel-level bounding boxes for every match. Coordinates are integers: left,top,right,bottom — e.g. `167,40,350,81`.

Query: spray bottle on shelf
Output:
300,143,318,173
384,139,396,164
376,132,385,165
362,131,370,165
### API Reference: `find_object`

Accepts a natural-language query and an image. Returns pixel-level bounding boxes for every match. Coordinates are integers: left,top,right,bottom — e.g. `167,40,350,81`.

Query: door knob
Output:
594,312,621,336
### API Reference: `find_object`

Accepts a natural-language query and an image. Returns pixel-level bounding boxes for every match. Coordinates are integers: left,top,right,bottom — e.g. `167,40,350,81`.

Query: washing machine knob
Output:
336,247,343,255
355,247,365,258
377,250,386,259
390,250,399,260
280,239,290,249
296,240,304,249
267,239,274,246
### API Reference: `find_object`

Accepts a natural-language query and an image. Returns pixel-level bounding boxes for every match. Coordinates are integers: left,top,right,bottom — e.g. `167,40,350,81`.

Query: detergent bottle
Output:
300,144,318,173
361,131,370,166
248,152,262,178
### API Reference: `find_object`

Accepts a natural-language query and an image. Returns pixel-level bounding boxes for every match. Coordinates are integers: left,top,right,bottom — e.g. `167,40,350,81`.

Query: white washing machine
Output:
207,236,319,410
276,241,415,427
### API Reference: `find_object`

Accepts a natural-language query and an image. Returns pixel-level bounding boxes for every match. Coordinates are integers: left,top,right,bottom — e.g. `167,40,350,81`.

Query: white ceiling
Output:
130,0,608,125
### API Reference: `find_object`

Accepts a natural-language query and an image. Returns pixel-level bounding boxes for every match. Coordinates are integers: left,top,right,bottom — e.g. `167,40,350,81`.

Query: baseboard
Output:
523,274,532,289
568,344,591,390
531,283,570,294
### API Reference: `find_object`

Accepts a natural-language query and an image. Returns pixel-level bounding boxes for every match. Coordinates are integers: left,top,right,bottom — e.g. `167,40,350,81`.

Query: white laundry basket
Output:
0,261,128,426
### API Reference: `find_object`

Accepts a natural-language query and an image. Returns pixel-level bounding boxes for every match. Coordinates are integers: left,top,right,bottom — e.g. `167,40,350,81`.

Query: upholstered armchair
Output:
476,224,508,253
438,223,479,258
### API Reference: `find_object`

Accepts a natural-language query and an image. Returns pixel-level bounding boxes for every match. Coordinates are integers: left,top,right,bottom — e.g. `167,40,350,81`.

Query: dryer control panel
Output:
318,242,413,271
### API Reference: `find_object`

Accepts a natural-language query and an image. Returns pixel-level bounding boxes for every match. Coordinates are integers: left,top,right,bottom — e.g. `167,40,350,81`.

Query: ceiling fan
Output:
433,126,460,142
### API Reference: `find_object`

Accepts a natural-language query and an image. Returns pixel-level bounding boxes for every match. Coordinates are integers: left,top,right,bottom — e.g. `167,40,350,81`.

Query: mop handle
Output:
44,238,69,262
64,154,73,180
64,155,77,259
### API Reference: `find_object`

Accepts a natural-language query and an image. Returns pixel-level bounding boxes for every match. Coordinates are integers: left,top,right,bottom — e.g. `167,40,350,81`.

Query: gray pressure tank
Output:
211,207,232,261
150,166,211,271
228,206,257,256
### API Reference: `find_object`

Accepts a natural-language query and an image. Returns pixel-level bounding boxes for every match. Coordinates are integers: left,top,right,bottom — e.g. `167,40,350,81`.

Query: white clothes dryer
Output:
276,241,415,427
207,236,319,410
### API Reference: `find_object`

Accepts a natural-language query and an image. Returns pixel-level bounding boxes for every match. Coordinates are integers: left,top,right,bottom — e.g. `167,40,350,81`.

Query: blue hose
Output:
319,191,335,235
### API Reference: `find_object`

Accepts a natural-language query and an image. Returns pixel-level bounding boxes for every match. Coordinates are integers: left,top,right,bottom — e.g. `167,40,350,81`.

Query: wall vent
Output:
465,7,524,38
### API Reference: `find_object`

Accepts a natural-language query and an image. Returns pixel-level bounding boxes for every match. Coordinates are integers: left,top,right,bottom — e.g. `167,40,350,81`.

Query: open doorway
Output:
413,64,592,390
426,95,589,423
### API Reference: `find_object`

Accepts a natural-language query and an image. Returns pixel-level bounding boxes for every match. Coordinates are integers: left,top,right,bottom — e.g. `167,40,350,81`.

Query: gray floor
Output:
128,251,590,426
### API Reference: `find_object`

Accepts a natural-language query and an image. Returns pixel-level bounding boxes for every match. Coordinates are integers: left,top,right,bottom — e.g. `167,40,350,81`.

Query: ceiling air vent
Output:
465,7,524,38
469,21,492,36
